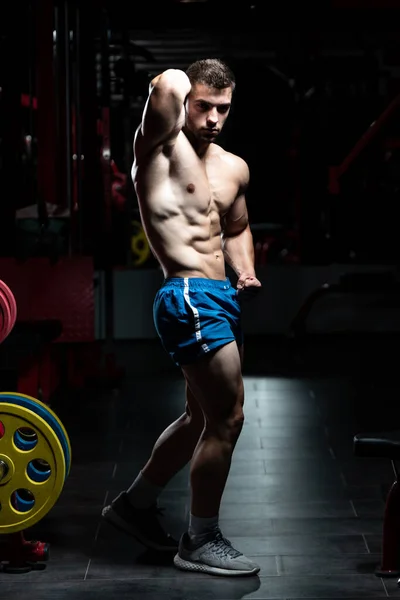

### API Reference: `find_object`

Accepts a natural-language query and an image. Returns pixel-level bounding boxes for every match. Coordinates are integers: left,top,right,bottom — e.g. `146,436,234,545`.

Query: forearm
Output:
222,225,256,278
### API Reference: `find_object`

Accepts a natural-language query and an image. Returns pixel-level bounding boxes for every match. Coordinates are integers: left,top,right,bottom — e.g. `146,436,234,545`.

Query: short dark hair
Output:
186,58,236,91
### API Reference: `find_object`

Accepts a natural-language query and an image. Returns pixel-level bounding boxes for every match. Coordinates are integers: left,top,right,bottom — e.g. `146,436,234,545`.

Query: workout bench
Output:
354,430,400,579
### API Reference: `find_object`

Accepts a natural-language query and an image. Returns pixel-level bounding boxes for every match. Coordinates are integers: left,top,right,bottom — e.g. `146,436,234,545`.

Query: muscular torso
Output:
132,131,239,279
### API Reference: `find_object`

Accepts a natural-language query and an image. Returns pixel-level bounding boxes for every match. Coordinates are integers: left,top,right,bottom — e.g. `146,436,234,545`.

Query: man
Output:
103,58,261,577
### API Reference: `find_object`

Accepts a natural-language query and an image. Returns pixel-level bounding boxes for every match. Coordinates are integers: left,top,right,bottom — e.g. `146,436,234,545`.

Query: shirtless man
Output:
103,58,261,577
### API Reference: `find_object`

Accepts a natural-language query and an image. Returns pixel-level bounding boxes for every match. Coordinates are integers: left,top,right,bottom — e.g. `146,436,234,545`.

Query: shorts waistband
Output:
162,277,232,291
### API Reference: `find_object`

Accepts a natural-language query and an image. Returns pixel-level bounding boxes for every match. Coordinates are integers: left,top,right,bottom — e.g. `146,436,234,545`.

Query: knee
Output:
185,402,205,433
225,408,245,440
207,406,245,444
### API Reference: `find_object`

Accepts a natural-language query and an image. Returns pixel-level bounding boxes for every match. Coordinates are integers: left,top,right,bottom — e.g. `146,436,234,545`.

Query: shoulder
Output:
214,145,249,189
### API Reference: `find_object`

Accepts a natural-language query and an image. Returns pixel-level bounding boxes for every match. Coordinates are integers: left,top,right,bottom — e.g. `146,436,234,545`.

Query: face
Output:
184,83,232,143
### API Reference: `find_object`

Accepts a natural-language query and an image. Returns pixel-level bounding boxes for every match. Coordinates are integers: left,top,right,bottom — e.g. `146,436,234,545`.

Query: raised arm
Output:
135,69,191,158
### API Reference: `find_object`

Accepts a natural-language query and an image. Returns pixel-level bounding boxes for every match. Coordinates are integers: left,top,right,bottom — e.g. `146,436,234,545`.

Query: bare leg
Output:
142,342,243,490
103,342,251,560
103,383,204,552
173,344,260,575
182,341,244,518
141,382,204,487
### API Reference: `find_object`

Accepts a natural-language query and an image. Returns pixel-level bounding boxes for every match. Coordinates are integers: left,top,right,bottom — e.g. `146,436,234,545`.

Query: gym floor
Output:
1,334,400,599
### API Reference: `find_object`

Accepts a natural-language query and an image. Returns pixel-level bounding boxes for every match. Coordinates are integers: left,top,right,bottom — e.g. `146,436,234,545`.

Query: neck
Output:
184,127,210,158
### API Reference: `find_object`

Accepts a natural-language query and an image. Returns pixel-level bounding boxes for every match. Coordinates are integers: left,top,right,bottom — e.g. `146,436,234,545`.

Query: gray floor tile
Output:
251,575,386,598
4,339,396,599
219,517,382,537
278,554,382,575
228,534,369,556
219,501,356,519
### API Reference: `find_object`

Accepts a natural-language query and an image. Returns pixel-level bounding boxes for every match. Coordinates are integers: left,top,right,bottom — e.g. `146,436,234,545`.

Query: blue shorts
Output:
153,277,243,366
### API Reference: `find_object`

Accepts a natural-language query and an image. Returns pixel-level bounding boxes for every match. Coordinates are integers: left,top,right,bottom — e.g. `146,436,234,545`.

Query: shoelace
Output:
211,531,242,559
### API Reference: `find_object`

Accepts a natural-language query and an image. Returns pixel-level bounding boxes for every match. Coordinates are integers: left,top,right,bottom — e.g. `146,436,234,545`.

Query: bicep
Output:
222,155,250,237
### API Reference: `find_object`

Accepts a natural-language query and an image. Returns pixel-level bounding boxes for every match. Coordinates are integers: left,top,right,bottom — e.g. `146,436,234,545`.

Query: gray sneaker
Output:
173,531,260,577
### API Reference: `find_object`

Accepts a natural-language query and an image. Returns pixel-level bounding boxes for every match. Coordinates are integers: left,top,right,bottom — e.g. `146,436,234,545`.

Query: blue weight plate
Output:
0,393,71,478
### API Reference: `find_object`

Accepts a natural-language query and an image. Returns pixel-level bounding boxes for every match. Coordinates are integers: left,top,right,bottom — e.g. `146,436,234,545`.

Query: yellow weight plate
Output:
0,402,66,534
131,220,151,266
0,392,72,477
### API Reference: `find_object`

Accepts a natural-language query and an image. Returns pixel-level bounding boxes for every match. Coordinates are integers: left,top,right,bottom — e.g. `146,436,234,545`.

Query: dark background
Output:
2,2,400,269
3,5,400,597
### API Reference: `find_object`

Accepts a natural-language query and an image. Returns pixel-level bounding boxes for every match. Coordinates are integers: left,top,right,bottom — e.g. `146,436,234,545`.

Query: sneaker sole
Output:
173,553,260,577
101,504,178,552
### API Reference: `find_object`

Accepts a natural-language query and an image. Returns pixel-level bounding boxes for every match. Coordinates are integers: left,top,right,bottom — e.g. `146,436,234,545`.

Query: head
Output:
184,58,235,145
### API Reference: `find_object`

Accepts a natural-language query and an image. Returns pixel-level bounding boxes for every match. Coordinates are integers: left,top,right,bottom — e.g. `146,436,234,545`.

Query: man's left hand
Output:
236,274,262,302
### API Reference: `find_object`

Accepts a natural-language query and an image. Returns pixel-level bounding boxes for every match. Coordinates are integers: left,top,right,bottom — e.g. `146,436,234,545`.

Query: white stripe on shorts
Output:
183,278,210,353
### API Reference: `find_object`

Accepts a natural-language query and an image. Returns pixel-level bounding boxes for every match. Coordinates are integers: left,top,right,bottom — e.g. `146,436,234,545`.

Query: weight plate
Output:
0,307,5,342
1,280,17,331
0,289,12,343
131,220,151,266
0,393,71,477
0,280,17,343
0,402,66,533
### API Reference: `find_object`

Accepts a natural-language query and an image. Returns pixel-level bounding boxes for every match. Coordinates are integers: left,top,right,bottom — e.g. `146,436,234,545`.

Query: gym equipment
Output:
323,91,400,264
329,92,400,196
0,278,72,571
131,220,151,267
0,280,17,345
111,159,127,211
354,431,400,578
290,271,400,339
0,392,71,477
0,395,69,533
0,393,71,571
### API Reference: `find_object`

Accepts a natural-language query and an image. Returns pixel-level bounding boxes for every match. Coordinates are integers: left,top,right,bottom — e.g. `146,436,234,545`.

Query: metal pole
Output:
27,1,34,144
74,4,83,253
64,0,73,254
100,9,113,343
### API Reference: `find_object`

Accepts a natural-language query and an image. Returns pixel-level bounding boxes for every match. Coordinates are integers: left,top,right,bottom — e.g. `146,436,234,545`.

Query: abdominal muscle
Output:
133,137,232,281
139,203,227,281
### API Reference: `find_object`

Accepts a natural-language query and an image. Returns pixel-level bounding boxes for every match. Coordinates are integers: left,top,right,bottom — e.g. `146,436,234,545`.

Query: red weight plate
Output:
0,303,5,344
2,291,13,339
1,280,17,329
0,280,16,342
0,288,12,341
